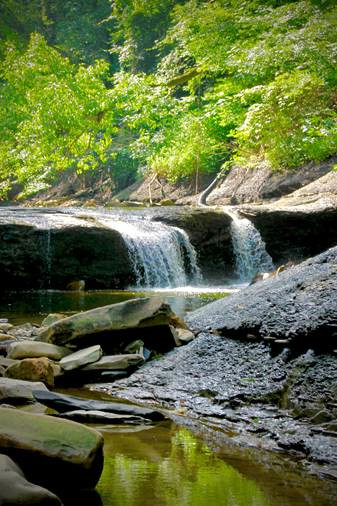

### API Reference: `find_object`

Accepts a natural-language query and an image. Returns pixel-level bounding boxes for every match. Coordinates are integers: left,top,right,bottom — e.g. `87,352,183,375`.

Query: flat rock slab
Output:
187,246,337,348
82,354,144,371
0,454,62,505
7,341,71,360
0,407,103,490
53,410,150,424
60,345,103,371
37,297,176,347
33,390,165,421
0,378,48,403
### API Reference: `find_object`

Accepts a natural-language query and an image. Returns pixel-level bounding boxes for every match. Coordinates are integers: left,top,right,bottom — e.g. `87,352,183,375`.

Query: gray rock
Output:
33,390,165,421
41,313,67,327
53,410,149,424
170,326,195,346
7,341,71,360
0,323,13,333
0,407,104,490
37,297,178,348
0,454,62,505
10,323,39,339
60,345,103,371
187,246,337,348
82,354,144,372
0,377,48,403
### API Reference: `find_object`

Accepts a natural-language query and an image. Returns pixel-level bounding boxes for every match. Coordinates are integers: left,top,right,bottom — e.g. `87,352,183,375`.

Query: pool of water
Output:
93,421,335,506
0,287,234,325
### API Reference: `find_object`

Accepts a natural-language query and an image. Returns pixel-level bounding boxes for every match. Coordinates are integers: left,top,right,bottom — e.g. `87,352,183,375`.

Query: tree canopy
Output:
0,0,336,198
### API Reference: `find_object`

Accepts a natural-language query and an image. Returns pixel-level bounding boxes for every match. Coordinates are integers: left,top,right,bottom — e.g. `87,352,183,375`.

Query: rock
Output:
0,407,104,490
37,297,179,349
7,341,71,360
0,357,19,369
0,365,5,377
0,323,13,333
10,323,39,339
60,345,103,371
124,339,144,354
33,390,165,421
41,314,67,327
0,332,16,341
82,354,144,372
0,378,48,403
187,246,337,350
0,214,134,290
5,358,55,388
0,454,62,505
53,410,149,424
66,280,85,291
207,159,334,205
170,326,195,346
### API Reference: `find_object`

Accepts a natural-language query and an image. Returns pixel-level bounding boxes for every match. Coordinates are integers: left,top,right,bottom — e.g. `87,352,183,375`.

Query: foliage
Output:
0,0,336,198
0,34,116,196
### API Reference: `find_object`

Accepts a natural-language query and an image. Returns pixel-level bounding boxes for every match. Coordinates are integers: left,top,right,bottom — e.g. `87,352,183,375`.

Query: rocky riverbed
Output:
94,247,337,480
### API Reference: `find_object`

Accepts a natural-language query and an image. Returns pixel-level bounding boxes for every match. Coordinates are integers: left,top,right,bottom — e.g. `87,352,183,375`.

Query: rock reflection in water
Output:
97,423,273,506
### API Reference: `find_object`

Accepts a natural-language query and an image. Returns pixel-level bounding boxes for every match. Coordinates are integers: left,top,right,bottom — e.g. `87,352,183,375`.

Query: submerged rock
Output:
0,454,62,505
187,246,337,349
33,390,165,421
0,377,48,403
37,297,179,349
53,410,149,424
0,407,104,490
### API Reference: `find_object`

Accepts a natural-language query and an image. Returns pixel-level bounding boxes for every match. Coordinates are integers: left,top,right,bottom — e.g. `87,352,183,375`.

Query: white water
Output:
96,217,202,288
227,210,274,281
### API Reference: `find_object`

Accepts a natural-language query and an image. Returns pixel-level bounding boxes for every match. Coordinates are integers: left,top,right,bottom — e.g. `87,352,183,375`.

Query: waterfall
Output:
228,210,274,281
96,217,202,288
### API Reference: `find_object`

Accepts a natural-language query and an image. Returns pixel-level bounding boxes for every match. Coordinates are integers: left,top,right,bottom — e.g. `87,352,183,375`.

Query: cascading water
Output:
228,210,274,281
95,217,202,288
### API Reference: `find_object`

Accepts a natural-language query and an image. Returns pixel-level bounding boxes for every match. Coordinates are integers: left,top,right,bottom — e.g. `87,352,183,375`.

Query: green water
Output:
95,421,335,506
0,288,228,325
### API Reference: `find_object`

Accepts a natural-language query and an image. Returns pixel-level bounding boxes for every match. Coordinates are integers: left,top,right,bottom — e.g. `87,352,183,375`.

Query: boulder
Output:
170,326,195,346
7,341,71,360
33,390,165,421
0,378,48,403
0,365,5,377
82,354,144,372
187,246,337,350
41,314,67,327
0,332,16,341
5,358,55,388
53,410,148,424
0,408,103,490
0,323,13,333
0,454,62,505
60,345,103,371
37,298,178,348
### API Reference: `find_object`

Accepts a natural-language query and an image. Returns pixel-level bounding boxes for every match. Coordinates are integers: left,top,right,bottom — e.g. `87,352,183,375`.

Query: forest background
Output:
0,0,336,199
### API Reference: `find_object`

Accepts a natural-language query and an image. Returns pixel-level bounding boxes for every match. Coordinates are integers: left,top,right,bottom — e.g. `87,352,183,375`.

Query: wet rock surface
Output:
0,454,62,505
33,390,165,421
99,333,337,472
0,407,104,490
187,246,337,349
95,249,337,473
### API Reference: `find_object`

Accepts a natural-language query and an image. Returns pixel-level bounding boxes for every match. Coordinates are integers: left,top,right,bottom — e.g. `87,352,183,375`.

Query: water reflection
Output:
98,423,274,506
0,289,228,325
